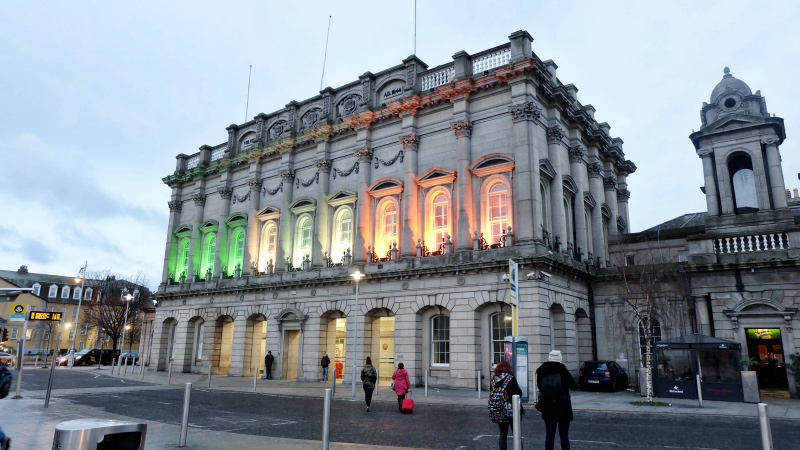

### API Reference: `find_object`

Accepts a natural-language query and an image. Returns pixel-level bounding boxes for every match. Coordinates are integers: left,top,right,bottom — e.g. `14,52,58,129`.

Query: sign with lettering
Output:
746,328,781,340
28,311,63,321
10,303,26,321
379,80,405,102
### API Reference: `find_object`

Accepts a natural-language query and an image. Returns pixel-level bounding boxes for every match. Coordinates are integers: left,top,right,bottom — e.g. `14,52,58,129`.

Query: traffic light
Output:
1,327,8,342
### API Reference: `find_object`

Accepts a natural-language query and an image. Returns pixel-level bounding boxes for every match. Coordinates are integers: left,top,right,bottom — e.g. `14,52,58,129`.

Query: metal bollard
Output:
332,368,336,397
207,364,212,388
424,369,428,398
758,403,773,450
253,367,258,392
123,360,128,376
168,362,173,385
179,382,192,447
322,388,332,450
375,369,379,398
512,394,522,450
477,370,481,399
695,374,703,408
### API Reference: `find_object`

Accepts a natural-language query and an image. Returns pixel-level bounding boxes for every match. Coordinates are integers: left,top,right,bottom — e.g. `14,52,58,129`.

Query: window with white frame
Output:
72,308,78,321
48,285,57,298
195,321,205,359
85,287,93,300
69,330,75,341
431,315,450,365
175,238,190,282
61,285,70,299
228,228,245,275
201,233,216,278
293,215,313,269
261,222,277,271
32,283,41,296
486,180,511,245
428,191,451,248
11,328,18,339
73,286,82,300
81,323,88,336
377,200,398,255
331,208,353,261
490,312,512,365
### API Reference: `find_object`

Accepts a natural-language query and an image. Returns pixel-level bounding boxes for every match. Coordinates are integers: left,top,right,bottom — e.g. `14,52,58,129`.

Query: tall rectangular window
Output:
491,312,512,365
432,194,449,245
61,286,70,299
431,315,450,365
488,183,510,243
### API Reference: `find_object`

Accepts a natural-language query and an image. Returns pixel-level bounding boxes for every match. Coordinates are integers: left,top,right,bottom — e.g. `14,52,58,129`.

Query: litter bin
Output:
53,419,146,450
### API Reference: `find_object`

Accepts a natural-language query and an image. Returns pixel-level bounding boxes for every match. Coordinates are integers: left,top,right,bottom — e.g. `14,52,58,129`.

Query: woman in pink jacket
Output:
391,362,411,411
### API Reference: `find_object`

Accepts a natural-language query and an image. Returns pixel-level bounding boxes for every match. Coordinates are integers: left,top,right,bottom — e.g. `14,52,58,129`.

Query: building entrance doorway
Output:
283,330,300,380
745,328,788,390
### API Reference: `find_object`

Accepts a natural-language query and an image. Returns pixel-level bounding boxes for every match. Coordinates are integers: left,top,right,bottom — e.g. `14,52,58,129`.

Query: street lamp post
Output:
350,270,364,399
68,261,87,368
117,292,134,373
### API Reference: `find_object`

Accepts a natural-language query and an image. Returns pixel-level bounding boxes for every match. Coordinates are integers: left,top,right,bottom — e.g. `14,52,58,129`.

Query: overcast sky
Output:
2,1,799,288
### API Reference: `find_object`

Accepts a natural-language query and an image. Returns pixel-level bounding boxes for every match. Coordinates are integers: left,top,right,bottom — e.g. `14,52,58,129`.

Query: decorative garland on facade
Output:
296,172,320,188
332,161,359,179
374,150,404,169
232,191,251,204
262,182,284,197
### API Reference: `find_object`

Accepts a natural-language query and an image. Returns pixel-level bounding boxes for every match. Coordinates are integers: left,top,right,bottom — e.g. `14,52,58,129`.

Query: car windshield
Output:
583,362,608,371
75,350,91,356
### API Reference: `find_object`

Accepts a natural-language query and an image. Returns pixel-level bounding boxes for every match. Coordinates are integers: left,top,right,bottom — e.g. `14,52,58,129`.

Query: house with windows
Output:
153,30,633,388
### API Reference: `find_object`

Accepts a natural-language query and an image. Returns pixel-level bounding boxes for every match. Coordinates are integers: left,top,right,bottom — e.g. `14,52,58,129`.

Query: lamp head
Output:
123,293,134,302
351,270,364,282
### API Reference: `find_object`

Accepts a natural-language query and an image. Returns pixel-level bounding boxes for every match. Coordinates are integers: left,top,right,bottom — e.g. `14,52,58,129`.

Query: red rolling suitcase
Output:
401,390,414,413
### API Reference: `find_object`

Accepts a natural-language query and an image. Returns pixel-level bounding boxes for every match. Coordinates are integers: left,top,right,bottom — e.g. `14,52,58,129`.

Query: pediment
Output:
327,189,357,207
257,206,280,221
199,219,219,232
226,213,248,227
539,158,555,181
583,191,596,208
562,175,577,196
705,114,764,132
471,154,514,177
369,178,404,197
417,167,456,189
290,197,317,214
174,224,193,237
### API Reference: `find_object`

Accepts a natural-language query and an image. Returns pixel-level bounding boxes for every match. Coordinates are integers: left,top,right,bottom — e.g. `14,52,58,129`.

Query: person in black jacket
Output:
320,352,331,382
264,351,275,380
536,350,578,450
491,360,524,450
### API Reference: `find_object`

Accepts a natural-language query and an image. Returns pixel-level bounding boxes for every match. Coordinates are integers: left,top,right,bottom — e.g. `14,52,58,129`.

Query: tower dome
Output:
710,67,752,104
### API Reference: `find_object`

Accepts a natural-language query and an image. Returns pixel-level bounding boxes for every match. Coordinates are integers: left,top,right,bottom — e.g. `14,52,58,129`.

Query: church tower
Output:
690,67,788,232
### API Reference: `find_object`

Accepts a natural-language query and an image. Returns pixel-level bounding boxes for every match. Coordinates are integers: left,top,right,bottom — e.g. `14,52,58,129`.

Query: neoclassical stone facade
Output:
153,31,633,389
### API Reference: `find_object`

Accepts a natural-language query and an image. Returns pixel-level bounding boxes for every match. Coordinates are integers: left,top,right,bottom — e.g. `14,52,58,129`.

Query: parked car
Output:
120,351,139,365
578,360,629,392
0,352,15,367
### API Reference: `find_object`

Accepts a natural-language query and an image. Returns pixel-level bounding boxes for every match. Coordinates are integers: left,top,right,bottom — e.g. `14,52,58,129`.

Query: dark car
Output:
120,351,139,365
578,360,629,392
57,348,120,366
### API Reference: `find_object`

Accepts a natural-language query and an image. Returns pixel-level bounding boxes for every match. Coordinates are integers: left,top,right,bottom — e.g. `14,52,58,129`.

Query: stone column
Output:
245,176,262,275
189,188,206,281
450,117,475,251
698,147,720,216
276,167,295,272
163,197,183,282
547,126,567,248
353,145,373,264
569,146,588,259
215,182,233,278
314,157,332,267
508,96,542,244
587,163,606,265
693,295,712,336
603,175,619,238
763,137,788,209
400,132,420,258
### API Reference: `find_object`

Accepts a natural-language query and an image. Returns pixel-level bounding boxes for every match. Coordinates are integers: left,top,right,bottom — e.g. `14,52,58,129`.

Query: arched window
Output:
48,285,57,298
431,315,450,365
540,183,550,235
332,208,352,261
32,283,41,296
638,317,663,367
490,312,512,365
175,238,190,282
293,215,313,268
195,320,205,359
229,229,245,275
61,285,70,299
377,200,398,255
564,197,575,248
73,286,82,300
728,153,758,213
487,181,511,244
430,192,450,246
84,287,93,300
201,233,216,278
259,222,277,272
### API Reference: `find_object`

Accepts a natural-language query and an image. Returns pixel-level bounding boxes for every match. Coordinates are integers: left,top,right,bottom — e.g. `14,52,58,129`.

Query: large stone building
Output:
154,30,632,388
153,31,800,396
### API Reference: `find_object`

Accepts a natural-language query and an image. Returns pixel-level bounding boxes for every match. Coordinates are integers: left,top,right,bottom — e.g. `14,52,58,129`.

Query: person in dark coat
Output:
360,356,377,412
264,351,275,380
536,350,578,450
321,352,331,382
491,360,524,450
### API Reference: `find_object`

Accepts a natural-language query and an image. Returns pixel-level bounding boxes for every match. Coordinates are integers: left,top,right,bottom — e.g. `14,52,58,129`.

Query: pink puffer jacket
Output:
392,368,411,395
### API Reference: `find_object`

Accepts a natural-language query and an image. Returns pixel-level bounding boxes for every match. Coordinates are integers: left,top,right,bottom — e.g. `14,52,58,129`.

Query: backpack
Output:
487,374,511,423
538,371,563,406
0,365,12,399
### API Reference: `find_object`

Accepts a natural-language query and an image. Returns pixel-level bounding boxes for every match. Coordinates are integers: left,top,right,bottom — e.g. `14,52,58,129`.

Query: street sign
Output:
28,311,63,321
10,303,26,321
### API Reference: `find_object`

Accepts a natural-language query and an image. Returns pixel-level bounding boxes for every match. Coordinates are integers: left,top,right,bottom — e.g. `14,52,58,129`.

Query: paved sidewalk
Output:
4,364,798,449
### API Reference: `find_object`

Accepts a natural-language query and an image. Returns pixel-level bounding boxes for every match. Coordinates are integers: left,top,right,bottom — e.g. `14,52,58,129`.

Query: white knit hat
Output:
548,350,563,362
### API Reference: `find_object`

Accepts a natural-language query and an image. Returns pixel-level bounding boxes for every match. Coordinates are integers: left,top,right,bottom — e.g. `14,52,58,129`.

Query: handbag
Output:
390,382,396,391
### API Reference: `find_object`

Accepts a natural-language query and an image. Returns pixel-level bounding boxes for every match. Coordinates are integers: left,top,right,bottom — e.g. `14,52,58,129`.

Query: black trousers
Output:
544,418,570,450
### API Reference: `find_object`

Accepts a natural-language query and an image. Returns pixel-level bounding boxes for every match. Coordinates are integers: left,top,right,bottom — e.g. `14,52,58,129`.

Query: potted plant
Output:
788,353,800,398
740,356,758,371
740,355,760,403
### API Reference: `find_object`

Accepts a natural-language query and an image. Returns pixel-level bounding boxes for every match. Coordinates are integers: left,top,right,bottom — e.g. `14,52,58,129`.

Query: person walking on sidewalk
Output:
489,360,524,450
320,352,331,382
360,356,377,412
391,362,411,411
264,351,275,380
535,350,577,450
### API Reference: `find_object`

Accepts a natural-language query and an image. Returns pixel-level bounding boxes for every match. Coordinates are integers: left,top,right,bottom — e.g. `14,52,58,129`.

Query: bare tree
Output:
609,244,691,402
82,270,152,354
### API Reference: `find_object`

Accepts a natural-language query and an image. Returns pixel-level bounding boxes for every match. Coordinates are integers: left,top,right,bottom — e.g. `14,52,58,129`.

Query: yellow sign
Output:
10,303,26,321
28,311,63,321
